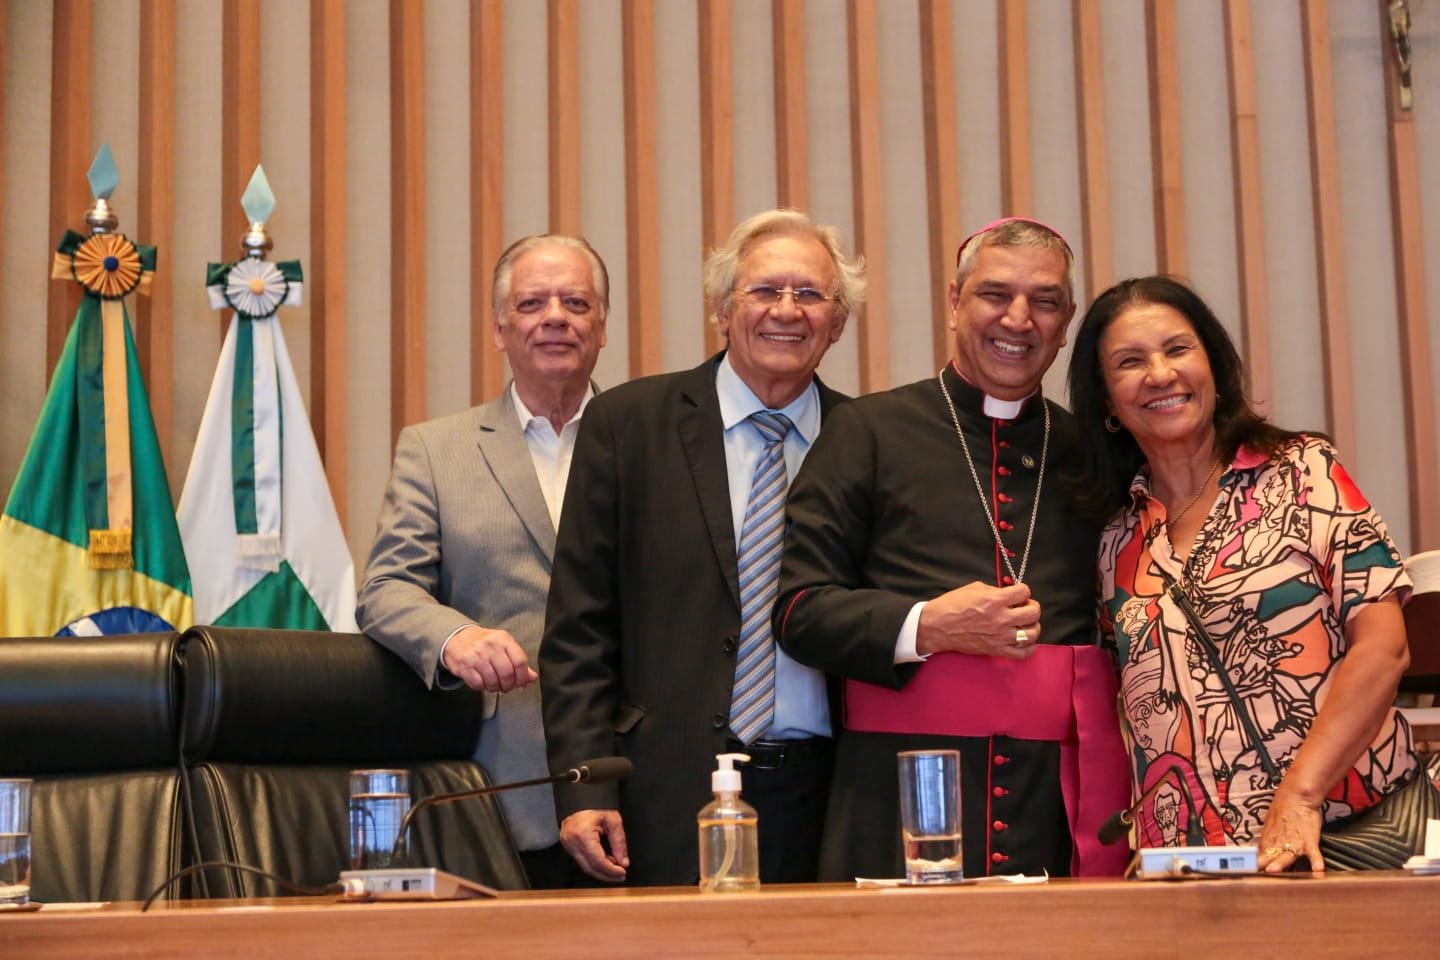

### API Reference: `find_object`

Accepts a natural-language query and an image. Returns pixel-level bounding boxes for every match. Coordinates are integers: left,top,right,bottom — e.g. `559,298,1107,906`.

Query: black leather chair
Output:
0,633,186,902
179,625,528,896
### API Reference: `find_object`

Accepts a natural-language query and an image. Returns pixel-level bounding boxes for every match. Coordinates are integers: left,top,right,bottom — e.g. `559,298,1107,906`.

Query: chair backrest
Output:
0,633,185,902
179,625,528,896
1402,550,1440,690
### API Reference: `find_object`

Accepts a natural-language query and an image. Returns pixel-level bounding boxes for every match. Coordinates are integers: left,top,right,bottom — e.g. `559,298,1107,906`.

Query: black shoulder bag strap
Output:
1159,570,1282,787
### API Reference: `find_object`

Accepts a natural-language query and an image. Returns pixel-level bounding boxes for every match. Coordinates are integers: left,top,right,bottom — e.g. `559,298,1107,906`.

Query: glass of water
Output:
897,750,962,884
0,779,32,906
348,769,410,870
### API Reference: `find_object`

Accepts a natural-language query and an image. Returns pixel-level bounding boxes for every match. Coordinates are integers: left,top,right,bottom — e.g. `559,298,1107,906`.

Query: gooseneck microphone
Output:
391,756,633,860
1097,762,1205,847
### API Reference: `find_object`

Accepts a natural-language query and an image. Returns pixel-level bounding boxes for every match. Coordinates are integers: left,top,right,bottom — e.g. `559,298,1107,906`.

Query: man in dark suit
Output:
357,235,608,888
540,209,866,886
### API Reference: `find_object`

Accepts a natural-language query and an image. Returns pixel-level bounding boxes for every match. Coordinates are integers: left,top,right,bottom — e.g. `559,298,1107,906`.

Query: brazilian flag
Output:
0,230,192,636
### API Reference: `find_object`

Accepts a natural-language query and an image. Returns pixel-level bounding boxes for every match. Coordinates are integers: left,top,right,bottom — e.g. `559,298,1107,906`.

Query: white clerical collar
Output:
982,393,1027,420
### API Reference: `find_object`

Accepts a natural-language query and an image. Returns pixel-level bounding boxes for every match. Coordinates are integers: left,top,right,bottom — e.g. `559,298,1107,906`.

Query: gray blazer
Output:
357,386,559,852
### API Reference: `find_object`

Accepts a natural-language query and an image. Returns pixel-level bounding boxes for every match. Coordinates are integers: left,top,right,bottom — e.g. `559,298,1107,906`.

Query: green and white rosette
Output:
203,166,303,572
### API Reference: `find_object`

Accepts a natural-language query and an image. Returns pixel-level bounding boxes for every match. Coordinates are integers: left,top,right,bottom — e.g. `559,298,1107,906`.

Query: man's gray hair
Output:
702,208,866,323
492,234,610,322
954,220,1074,306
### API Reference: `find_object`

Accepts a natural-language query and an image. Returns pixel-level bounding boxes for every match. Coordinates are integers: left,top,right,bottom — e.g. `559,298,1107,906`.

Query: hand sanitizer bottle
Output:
698,752,760,892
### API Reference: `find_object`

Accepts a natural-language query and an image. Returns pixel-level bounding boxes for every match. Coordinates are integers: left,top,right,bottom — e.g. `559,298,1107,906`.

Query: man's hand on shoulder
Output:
560,809,630,882
916,582,1041,660
442,625,539,692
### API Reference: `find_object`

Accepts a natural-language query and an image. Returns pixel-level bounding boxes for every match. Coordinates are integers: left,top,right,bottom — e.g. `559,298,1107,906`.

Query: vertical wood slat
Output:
1222,0,1271,416
221,0,260,340
46,0,92,376
847,0,888,393
1145,0,1186,274
310,0,348,517
136,0,176,464
1378,1,1439,549
547,0,581,236
623,0,662,378
389,0,427,442
772,0,808,212
1299,0,1355,457
0,2,6,357
698,0,733,357
919,0,961,368
471,0,506,404
997,0,1031,216
1072,0,1112,300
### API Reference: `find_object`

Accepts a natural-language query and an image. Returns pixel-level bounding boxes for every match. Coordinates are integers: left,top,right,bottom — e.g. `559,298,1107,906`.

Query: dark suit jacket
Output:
539,354,845,886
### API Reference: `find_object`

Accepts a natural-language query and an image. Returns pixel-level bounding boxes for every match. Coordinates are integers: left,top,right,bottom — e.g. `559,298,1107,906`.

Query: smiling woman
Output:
1066,275,1433,875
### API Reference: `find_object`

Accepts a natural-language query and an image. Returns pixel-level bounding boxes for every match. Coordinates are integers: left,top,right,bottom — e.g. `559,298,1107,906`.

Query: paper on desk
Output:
856,870,1048,888
1402,819,1440,874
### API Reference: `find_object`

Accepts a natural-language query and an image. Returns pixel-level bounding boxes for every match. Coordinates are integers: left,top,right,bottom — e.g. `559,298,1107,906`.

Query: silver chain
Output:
937,371,1049,585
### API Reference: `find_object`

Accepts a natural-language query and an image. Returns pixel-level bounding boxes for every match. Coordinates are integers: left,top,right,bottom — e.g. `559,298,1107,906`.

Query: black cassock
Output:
776,365,1107,880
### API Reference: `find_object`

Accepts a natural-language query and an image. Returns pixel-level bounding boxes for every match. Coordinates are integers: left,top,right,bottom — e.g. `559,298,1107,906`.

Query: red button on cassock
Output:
997,493,1013,503
1001,575,1014,586
991,852,1009,864
993,755,1009,766
992,786,1008,798
997,520,1014,532
997,466,1011,477
992,820,1008,832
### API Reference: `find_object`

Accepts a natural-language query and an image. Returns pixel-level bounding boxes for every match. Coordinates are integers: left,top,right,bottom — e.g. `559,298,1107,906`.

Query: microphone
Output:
391,756,633,860
1097,762,1205,847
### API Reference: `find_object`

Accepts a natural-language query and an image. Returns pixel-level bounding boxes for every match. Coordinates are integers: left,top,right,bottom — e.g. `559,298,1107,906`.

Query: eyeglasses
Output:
735,285,837,309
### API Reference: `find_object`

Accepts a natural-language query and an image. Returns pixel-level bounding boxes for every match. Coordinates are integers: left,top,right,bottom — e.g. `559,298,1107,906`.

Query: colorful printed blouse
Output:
1097,436,1415,848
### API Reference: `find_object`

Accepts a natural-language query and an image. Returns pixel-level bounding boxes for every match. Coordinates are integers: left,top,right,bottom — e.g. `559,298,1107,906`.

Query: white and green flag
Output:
177,166,356,630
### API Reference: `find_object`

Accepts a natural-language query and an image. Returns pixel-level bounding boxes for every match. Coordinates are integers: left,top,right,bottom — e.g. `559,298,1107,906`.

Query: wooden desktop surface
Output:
7,872,1439,958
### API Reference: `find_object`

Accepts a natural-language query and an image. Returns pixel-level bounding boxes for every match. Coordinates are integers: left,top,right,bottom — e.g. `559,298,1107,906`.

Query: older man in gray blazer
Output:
357,235,608,888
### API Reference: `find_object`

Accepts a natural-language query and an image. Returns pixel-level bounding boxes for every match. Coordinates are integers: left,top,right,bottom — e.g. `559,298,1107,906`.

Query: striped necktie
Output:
730,410,793,745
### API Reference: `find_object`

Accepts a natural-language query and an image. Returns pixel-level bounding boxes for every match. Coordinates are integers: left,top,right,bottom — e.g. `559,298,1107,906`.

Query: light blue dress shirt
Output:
715,354,831,740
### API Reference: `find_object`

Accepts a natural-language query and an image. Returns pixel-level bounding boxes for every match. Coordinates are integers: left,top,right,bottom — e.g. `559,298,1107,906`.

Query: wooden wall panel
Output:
1299,0,1354,457
698,0,732,357
0,1,6,350
389,0,427,441
46,0,92,376
772,0,808,213
471,0,505,404
1145,0,1186,275
548,0,581,236
1378,0,1439,549
1222,0,1271,416
311,0,348,517
136,0,176,462
1072,0,1112,298
919,0,960,368
847,0,888,393
220,0,259,341
997,0,1031,216
623,0,661,378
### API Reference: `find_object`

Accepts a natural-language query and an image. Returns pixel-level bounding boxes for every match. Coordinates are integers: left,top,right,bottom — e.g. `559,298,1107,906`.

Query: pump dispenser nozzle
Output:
711,752,749,793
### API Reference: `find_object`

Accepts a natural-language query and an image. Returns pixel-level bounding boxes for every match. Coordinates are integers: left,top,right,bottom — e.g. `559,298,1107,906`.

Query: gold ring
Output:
1282,842,1295,854
1265,846,1281,858
1014,628,1028,647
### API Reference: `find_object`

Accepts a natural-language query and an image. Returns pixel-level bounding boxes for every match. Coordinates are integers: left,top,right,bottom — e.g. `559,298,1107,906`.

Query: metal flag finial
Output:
240,165,276,257
84,144,120,234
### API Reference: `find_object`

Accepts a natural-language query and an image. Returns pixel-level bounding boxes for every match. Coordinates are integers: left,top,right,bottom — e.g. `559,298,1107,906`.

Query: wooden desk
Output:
7,873,1439,959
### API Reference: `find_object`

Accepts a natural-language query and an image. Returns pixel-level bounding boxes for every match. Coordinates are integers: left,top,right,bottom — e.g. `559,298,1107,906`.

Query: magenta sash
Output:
845,645,1132,877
